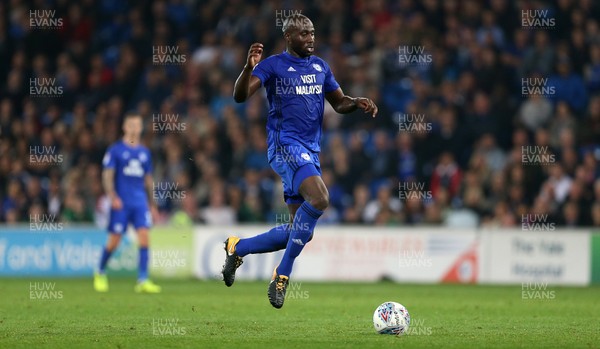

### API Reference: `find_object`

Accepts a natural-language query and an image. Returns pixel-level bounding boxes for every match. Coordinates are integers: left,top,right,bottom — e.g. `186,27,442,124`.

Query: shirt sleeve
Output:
323,61,340,93
251,58,273,87
102,147,116,169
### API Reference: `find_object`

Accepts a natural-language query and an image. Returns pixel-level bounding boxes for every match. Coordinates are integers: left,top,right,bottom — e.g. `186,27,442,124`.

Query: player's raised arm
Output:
325,88,378,117
233,43,264,103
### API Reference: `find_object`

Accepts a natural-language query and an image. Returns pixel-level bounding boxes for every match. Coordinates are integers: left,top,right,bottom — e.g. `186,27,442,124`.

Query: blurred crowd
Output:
1,0,600,228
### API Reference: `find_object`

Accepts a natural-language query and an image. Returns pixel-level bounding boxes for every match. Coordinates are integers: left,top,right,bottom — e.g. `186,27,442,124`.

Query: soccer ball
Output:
373,301,411,335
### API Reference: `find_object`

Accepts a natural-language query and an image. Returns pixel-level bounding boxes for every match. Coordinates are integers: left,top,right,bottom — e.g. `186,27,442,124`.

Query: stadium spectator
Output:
199,181,236,225
430,152,462,201
521,30,554,76
61,192,94,223
547,58,588,113
364,185,401,224
518,93,553,132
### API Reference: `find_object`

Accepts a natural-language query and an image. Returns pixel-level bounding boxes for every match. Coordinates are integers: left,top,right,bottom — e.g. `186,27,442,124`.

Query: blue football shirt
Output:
102,141,153,208
252,51,340,154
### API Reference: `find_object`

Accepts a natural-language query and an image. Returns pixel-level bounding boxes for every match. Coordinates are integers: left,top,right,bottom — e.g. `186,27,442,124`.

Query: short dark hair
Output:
282,14,311,33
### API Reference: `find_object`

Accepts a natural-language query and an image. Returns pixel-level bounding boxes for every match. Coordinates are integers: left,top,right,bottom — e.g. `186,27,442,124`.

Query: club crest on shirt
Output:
312,63,322,72
123,158,144,177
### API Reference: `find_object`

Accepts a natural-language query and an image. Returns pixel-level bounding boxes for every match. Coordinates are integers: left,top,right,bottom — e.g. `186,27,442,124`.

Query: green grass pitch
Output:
1,278,599,348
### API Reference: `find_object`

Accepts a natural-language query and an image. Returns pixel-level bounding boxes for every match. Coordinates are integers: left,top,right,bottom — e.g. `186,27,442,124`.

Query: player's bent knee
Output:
107,234,122,251
310,194,329,211
137,228,149,247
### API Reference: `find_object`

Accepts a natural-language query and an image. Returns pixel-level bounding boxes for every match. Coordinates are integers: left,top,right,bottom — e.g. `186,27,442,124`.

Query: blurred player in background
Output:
94,114,161,293
223,14,378,308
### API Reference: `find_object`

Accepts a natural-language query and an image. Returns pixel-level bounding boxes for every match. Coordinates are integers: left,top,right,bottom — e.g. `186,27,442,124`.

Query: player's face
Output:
287,19,315,57
123,117,143,140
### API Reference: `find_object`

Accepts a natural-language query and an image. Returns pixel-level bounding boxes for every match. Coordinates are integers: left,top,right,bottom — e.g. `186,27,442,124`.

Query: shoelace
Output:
234,256,243,268
276,278,287,292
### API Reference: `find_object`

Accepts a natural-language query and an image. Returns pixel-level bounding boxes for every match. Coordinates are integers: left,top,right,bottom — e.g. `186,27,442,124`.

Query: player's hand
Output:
245,43,263,69
150,205,160,225
355,97,378,118
110,195,123,210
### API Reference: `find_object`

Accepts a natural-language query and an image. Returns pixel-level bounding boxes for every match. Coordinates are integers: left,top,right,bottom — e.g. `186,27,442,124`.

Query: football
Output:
373,301,411,335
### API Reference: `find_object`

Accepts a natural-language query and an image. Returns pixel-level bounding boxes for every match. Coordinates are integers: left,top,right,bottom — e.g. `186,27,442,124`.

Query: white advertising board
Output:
193,226,479,283
479,230,590,285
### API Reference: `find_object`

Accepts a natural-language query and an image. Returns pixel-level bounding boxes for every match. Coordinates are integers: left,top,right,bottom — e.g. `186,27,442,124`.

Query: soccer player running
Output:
94,114,161,293
224,14,378,308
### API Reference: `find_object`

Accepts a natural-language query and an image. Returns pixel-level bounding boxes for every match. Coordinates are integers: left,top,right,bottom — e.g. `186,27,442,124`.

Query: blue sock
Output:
235,224,290,257
277,202,323,277
98,248,113,273
138,247,149,281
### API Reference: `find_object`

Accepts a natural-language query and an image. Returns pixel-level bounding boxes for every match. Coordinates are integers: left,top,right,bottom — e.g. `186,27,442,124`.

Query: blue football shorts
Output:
268,143,322,204
107,205,151,234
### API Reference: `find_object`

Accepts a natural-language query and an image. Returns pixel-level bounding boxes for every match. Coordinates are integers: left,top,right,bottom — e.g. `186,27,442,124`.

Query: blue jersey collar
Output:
282,50,311,65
